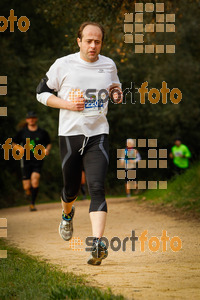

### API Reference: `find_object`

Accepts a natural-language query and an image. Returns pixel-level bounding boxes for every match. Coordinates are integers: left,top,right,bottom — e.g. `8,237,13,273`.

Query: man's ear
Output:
77,37,81,47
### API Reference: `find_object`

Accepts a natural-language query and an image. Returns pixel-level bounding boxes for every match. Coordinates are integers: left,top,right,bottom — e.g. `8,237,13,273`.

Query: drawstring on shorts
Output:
79,136,89,155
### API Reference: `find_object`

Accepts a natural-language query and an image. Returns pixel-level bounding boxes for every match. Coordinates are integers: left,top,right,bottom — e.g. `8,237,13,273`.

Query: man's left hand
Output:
109,86,123,104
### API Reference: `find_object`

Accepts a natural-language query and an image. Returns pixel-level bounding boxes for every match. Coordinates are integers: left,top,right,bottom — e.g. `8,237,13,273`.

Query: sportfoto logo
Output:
117,138,168,190
69,230,182,253
124,2,176,54
123,81,182,105
68,81,182,106
0,218,7,259
2,138,46,160
0,76,7,116
0,9,30,32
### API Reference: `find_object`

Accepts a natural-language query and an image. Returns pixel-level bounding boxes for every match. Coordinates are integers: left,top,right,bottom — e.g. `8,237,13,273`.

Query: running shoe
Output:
29,204,37,211
87,238,108,265
59,206,75,241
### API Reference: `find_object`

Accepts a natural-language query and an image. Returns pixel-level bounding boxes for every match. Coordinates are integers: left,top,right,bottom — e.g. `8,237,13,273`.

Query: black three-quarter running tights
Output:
59,134,109,212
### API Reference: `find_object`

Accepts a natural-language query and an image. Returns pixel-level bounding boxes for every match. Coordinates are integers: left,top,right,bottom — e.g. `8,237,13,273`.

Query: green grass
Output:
140,161,200,213
0,239,125,300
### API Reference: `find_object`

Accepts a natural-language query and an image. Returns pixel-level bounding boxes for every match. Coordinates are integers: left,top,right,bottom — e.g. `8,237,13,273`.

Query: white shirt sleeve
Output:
36,57,67,106
111,61,121,89
136,151,141,162
36,92,52,106
46,58,64,91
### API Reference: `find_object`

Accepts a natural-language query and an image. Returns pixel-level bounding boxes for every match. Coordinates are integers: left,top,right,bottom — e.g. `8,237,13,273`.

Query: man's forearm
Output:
46,144,52,151
36,92,67,109
37,93,85,111
45,144,52,156
46,95,67,109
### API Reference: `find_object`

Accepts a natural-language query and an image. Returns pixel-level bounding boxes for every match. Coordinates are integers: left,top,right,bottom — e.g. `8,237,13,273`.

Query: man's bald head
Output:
78,22,105,42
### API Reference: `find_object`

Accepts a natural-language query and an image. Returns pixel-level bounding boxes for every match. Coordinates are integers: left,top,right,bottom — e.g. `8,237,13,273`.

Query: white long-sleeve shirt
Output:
37,52,121,137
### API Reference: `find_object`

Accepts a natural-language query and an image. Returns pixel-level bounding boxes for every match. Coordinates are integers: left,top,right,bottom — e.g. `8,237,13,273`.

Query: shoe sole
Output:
87,251,108,265
87,256,102,265
30,207,37,211
58,206,75,241
58,223,73,241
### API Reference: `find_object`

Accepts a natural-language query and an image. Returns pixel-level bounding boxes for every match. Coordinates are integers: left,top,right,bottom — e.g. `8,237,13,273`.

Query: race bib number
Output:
68,89,107,116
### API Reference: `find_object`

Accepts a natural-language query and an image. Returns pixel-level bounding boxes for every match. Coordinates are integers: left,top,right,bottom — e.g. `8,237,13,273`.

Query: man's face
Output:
175,140,181,147
26,117,37,126
127,140,134,148
77,25,102,62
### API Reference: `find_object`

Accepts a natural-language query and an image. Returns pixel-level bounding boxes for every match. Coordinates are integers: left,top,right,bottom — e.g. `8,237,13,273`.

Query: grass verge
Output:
0,239,125,300
140,161,200,213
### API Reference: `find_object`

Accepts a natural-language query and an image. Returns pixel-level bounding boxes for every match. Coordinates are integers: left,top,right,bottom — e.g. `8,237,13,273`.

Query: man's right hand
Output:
65,97,85,111
46,94,85,111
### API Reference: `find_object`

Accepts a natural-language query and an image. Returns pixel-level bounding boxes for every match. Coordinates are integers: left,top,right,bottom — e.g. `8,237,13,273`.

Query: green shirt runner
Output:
171,144,191,169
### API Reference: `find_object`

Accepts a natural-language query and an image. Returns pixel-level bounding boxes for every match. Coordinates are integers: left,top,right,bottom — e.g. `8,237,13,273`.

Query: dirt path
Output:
1,198,200,299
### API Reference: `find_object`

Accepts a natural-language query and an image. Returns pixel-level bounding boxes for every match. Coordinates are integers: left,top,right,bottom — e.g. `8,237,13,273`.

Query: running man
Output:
169,137,191,174
36,22,122,265
13,111,51,211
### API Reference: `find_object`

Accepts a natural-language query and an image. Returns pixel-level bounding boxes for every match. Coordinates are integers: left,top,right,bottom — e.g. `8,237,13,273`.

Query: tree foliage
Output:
0,0,199,206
